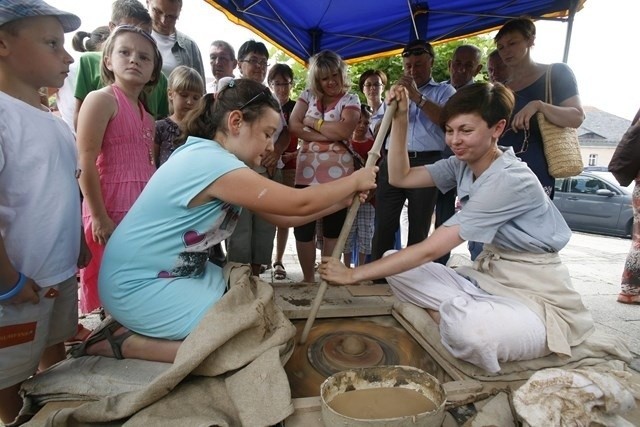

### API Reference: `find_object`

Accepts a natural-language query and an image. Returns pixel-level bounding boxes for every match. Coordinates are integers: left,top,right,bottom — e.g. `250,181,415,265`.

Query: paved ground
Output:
264,229,640,361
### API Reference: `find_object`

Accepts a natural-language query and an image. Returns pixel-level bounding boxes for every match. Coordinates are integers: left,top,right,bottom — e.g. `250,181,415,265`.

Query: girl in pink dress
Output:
77,26,163,314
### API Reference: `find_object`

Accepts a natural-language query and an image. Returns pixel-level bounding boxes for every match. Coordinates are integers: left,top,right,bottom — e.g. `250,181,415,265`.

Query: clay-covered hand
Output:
318,257,356,285
92,215,116,246
511,100,542,131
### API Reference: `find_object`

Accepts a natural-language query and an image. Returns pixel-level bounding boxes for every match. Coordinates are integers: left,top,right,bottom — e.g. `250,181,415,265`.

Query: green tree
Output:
269,34,496,101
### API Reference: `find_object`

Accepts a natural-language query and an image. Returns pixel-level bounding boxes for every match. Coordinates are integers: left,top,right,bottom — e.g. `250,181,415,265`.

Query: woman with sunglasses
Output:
320,82,594,373
289,50,361,283
70,79,377,362
495,17,584,198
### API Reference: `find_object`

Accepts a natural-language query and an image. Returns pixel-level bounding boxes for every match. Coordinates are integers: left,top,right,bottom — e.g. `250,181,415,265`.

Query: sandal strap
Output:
108,330,135,359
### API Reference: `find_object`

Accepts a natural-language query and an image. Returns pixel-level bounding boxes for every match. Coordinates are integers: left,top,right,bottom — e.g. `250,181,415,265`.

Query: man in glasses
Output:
371,40,455,267
207,40,237,93
226,40,290,277
146,0,205,80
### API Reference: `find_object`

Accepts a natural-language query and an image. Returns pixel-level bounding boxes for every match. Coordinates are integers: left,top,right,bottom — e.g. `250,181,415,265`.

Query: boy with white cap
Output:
0,1,89,423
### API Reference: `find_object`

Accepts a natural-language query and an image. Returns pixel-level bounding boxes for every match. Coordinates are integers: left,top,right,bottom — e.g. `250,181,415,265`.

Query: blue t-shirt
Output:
99,137,245,339
426,147,571,253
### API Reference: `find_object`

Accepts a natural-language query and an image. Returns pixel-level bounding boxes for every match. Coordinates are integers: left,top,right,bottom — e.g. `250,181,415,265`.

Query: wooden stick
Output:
300,101,398,344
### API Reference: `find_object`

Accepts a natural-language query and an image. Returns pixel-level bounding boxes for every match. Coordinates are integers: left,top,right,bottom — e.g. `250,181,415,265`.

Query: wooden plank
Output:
274,283,395,319
347,284,393,297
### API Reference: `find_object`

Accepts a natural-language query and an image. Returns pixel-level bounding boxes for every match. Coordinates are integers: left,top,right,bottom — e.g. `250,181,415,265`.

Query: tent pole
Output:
562,0,578,63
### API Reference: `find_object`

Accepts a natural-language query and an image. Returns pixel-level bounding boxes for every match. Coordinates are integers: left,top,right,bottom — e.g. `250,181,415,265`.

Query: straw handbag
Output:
536,64,583,178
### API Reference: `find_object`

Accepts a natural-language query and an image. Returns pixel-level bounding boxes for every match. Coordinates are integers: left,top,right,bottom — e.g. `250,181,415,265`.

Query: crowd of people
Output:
0,0,637,424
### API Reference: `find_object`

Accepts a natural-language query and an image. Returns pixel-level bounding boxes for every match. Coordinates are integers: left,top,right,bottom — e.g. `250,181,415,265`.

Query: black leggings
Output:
293,185,348,242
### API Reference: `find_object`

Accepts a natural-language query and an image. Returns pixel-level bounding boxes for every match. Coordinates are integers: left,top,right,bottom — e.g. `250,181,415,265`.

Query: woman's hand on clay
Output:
318,257,356,285
92,215,116,245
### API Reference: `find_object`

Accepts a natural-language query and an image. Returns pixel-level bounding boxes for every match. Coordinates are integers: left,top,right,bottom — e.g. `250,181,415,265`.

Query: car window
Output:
554,178,565,193
569,176,589,193
584,178,605,194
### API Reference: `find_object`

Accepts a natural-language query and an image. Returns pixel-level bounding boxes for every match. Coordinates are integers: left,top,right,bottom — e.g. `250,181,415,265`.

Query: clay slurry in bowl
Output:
327,387,437,419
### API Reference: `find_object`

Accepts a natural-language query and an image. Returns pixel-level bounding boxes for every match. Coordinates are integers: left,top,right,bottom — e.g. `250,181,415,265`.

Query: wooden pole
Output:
300,101,398,344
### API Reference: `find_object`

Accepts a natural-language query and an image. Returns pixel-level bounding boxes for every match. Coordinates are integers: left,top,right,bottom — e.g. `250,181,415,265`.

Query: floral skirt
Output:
621,181,640,296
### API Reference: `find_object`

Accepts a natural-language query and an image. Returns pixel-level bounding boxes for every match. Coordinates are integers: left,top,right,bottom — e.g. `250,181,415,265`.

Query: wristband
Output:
0,272,27,301
314,119,324,132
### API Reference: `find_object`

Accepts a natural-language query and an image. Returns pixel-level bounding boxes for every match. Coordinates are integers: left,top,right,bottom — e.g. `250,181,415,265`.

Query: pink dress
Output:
80,85,156,313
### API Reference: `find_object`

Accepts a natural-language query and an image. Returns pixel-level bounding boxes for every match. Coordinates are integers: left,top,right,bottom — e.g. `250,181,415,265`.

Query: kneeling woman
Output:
74,79,377,363
320,83,594,373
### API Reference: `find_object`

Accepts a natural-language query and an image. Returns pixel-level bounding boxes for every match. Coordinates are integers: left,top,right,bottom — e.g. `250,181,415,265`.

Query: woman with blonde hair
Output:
289,50,361,283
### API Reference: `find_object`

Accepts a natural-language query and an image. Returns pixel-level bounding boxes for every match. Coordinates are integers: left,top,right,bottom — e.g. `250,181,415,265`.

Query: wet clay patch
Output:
328,387,437,419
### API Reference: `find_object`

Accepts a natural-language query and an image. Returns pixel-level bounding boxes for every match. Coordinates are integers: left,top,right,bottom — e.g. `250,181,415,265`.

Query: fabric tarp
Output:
203,0,586,64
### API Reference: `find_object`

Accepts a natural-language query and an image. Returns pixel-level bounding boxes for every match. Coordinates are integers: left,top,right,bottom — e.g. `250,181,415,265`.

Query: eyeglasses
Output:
270,81,292,87
363,83,383,88
241,58,269,68
238,87,273,110
501,128,529,155
402,48,431,58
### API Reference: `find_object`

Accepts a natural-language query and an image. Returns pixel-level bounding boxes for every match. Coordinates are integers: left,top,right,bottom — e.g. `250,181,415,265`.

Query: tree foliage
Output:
269,34,496,101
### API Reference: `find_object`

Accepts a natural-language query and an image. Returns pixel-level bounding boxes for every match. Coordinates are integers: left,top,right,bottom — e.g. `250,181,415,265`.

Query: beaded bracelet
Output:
0,272,27,301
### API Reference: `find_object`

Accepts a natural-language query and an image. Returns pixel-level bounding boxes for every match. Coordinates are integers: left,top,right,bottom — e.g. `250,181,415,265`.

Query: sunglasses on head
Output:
238,87,273,111
402,48,431,58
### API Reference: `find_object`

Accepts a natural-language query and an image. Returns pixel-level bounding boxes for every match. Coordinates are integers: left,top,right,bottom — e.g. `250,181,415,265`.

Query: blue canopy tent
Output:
203,0,585,64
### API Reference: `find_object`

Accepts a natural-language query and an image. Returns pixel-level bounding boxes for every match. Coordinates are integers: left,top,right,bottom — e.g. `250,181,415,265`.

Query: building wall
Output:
580,146,615,168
